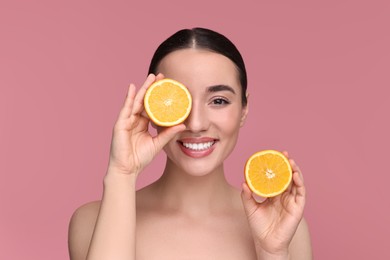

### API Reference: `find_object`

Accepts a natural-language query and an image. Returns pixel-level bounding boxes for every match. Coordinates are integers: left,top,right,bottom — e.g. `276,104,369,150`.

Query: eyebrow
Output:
206,84,236,94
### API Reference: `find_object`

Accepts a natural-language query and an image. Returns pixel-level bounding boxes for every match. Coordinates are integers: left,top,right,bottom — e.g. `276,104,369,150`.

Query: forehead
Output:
156,49,241,94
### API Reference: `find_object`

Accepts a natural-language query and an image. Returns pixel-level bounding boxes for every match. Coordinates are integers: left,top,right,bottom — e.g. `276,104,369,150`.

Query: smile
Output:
182,141,215,151
178,138,218,158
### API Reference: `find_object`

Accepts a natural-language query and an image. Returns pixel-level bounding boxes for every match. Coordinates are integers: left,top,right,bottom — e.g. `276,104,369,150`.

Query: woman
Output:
68,27,312,260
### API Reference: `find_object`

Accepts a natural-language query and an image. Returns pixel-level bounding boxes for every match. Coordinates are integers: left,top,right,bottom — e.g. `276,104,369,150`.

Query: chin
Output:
183,164,220,177
165,153,224,178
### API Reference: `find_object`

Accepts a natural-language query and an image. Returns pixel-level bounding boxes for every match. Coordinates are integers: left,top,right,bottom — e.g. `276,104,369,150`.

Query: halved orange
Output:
144,78,192,127
244,150,292,197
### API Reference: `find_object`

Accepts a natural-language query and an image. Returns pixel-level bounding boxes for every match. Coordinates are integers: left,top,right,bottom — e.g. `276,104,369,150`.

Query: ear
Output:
240,92,249,127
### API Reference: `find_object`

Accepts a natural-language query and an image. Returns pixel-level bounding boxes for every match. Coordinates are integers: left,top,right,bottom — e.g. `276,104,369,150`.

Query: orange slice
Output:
244,150,292,197
144,78,192,127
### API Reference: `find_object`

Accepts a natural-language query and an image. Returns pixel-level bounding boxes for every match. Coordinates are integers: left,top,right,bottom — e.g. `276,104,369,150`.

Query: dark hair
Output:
148,27,247,106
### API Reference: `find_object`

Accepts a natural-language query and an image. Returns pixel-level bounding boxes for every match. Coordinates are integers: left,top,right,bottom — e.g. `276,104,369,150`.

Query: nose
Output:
184,102,209,133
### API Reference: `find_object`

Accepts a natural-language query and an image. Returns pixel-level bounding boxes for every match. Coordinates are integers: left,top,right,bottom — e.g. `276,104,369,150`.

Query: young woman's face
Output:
156,48,248,176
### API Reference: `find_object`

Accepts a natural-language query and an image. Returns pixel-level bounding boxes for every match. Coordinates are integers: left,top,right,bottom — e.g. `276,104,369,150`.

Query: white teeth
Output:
182,141,214,151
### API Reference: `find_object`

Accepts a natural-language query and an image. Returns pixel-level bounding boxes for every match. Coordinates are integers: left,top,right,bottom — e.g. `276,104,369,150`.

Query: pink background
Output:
1,1,389,259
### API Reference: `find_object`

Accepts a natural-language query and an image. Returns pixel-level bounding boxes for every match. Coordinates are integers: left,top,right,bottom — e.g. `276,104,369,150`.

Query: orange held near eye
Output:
244,150,292,198
144,78,192,127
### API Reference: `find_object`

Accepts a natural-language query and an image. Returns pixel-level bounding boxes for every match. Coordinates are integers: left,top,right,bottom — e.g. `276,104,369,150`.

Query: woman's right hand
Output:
107,73,186,177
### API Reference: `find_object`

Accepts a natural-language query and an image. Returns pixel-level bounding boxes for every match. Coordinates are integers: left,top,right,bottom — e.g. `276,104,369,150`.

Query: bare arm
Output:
68,201,100,260
68,175,137,260
68,74,185,260
289,217,313,259
85,173,137,260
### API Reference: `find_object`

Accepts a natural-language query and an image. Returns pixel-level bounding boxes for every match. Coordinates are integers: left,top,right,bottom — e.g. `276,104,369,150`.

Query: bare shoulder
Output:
68,200,101,260
289,217,313,260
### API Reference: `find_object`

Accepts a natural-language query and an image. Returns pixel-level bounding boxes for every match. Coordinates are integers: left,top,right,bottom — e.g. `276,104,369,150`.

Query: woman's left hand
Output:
241,151,306,259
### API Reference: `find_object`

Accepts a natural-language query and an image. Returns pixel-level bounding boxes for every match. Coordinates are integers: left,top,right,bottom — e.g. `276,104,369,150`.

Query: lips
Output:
177,137,218,158
182,141,214,151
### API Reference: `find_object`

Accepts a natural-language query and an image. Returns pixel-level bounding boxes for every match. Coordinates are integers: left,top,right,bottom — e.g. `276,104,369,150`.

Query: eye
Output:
211,97,230,106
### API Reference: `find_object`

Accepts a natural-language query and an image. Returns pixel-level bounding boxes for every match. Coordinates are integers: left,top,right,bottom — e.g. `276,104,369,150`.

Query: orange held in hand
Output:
244,150,292,198
144,78,192,127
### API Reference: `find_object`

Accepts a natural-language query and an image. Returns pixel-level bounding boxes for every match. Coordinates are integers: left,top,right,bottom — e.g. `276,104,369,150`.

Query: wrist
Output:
104,169,138,188
106,162,141,176
256,249,290,260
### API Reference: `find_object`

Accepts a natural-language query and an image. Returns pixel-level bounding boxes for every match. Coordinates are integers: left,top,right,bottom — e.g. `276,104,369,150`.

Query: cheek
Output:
212,108,242,133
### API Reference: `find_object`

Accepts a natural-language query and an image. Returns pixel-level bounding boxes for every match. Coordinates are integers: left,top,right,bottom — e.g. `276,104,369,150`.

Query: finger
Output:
241,182,260,218
132,74,156,115
285,172,300,200
135,114,150,131
141,110,150,120
289,158,299,172
291,173,297,197
286,158,303,195
282,150,289,158
155,73,165,81
293,170,305,189
292,171,306,204
289,159,297,171
286,176,294,193
152,123,186,151
289,159,304,183
117,84,136,120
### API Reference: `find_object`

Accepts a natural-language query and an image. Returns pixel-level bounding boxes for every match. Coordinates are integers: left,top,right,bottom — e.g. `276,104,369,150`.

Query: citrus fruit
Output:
144,78,192,127
244,150,292,197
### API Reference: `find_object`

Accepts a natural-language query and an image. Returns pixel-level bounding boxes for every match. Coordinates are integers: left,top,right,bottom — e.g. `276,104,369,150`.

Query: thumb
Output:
241,182,259,218
153,124,186,151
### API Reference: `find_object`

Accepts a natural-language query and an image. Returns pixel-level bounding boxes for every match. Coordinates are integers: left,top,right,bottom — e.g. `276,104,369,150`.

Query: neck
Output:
151,158,236,217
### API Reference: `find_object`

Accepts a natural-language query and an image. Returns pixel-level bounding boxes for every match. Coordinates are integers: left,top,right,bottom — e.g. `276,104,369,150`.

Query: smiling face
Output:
155,48,248,176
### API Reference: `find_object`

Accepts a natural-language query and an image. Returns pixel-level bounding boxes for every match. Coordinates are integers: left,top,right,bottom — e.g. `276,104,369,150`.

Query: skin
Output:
68,49,312,260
